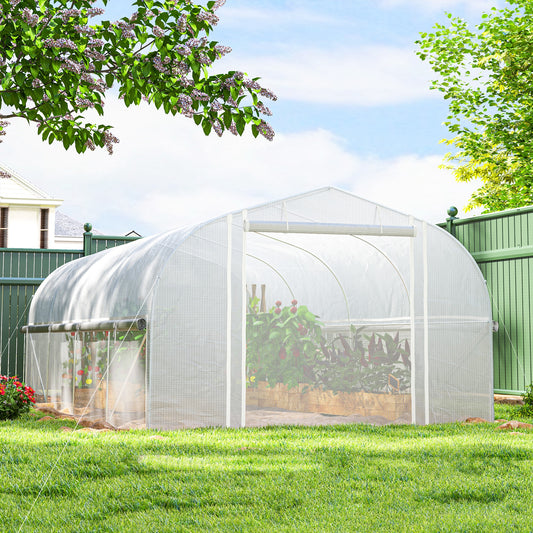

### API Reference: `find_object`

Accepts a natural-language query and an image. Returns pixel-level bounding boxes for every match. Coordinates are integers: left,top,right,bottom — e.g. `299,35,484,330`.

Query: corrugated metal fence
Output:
0,229,140,377
440,206,533,394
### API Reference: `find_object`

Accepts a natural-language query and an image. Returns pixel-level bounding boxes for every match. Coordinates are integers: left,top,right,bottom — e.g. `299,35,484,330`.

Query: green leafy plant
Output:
314,328,411,394
246,298,323,390
519,383,533,417
0,375,36,420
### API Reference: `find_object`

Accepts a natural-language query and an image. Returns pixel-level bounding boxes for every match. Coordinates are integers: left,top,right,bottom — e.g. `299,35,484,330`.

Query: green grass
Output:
0,405,532,532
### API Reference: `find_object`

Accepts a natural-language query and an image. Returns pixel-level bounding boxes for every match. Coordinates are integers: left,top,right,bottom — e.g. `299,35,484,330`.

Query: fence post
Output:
445,207,458,238
83,223,93,256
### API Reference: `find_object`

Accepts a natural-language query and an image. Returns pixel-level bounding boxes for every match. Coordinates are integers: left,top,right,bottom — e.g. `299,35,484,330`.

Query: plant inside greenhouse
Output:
246,299,411,395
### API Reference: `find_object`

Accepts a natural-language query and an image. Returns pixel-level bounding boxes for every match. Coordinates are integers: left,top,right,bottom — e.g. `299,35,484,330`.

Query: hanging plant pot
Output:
247,381,411,421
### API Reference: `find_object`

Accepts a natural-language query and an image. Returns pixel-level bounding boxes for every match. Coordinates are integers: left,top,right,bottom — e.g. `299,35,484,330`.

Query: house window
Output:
0,207,7,248
40,208,49,249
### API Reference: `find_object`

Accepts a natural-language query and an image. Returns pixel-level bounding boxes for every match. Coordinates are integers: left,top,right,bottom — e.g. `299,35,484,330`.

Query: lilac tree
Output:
0,0,276,153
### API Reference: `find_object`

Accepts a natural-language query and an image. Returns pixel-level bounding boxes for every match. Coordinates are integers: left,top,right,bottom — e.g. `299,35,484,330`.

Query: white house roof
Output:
0,163,62,206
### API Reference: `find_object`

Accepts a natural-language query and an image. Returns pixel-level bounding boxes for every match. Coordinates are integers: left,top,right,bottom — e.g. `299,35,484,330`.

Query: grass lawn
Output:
1,404,532,532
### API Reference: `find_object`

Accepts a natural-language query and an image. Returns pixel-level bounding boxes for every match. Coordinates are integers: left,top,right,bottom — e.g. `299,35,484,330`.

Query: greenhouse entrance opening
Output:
24,319,147,429
243,220,416,427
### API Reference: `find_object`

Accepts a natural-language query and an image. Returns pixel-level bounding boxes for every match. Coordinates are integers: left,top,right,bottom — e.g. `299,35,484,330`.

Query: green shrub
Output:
0,376,36,420
519,383,533,417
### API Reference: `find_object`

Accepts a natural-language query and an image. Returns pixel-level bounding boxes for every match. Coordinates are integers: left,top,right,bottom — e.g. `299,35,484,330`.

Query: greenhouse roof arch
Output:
25,187,493,430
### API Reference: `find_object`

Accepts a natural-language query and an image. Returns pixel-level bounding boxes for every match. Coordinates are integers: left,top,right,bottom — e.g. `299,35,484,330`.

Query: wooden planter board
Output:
247,381,411,421
74,383,145,413
74,387,104,409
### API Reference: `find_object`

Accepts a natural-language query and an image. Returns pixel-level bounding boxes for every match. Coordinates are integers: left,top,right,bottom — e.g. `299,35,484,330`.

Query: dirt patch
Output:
245,406,410,427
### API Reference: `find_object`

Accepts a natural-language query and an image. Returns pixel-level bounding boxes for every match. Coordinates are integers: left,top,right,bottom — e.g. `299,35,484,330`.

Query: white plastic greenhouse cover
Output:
25,187,493,429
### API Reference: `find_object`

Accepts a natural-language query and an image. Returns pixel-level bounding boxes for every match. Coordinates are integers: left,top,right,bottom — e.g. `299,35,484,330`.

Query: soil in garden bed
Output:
245,405,411,427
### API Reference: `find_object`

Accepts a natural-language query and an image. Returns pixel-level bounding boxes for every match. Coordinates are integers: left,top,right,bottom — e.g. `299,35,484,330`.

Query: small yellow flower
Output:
86,378,93,385
250,376,256,383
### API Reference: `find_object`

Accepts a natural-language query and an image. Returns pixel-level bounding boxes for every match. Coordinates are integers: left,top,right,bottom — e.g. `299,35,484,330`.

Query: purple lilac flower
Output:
153,25,165,38
61,59,83,74
104,131,119,155
88,8,105,17
197,11,219,25
257,103,272,116
75,25,96,36
177,14,187,33
174,44,191,56
214,45,231,57
152,57,168,74
21,8,39,26
76,98,95,108
43,38,77,50
258,120,275,141
191,89,209,101
260,87,278,101
243,78,261,91
211,119,223,137
60,9,81,22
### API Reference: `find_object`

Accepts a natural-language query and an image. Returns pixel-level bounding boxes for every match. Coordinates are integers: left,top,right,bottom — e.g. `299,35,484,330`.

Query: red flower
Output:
274,307,281,315
290,306,297,314
291,299,298,305
279,347,287,360
77,369,84,376
88,366,92,371
275,300,282,307
94,366,100,372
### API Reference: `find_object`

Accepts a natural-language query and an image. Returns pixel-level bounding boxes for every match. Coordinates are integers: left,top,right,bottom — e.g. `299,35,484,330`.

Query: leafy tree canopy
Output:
416,0,533,212
0,0,276,154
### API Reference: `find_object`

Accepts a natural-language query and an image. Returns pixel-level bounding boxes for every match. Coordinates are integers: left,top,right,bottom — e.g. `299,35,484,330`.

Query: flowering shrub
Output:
246,298,323,390
0,376,36,420
0,0,276,152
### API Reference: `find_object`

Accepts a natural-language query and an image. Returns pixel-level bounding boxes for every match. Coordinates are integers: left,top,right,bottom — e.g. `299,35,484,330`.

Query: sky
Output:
1,0,504,236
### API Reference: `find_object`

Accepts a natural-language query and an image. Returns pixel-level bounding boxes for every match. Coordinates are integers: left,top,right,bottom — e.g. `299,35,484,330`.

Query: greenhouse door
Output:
241,219,418,427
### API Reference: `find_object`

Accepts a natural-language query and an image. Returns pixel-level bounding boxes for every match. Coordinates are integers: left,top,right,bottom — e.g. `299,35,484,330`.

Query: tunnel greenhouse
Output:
24,188,494,429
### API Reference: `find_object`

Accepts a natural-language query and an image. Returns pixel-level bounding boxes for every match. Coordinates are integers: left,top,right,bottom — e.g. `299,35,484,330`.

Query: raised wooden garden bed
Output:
247,381,411,421
73,383,144,413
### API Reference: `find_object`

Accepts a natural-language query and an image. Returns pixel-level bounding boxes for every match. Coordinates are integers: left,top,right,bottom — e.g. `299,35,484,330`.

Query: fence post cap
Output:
83,223,93,233
447,206,458,218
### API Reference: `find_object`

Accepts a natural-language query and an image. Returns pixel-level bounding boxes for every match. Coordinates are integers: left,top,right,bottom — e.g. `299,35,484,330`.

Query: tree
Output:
416,0,533,212
0,0,276,154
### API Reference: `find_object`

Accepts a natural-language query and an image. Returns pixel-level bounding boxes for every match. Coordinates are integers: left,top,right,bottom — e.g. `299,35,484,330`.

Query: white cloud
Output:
221,5,350,28
1,98,478,236
219,45,436,106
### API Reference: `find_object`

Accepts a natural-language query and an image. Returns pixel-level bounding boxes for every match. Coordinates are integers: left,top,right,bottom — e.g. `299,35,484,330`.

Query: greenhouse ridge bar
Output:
244,220,417,237
24,187,494,430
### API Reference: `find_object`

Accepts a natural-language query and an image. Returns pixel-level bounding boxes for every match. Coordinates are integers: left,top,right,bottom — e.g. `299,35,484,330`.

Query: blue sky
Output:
2,0,502,235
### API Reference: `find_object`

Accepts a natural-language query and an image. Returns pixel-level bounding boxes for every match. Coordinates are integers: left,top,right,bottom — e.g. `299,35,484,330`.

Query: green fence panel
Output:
440,205,533,394
0,232,140,377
